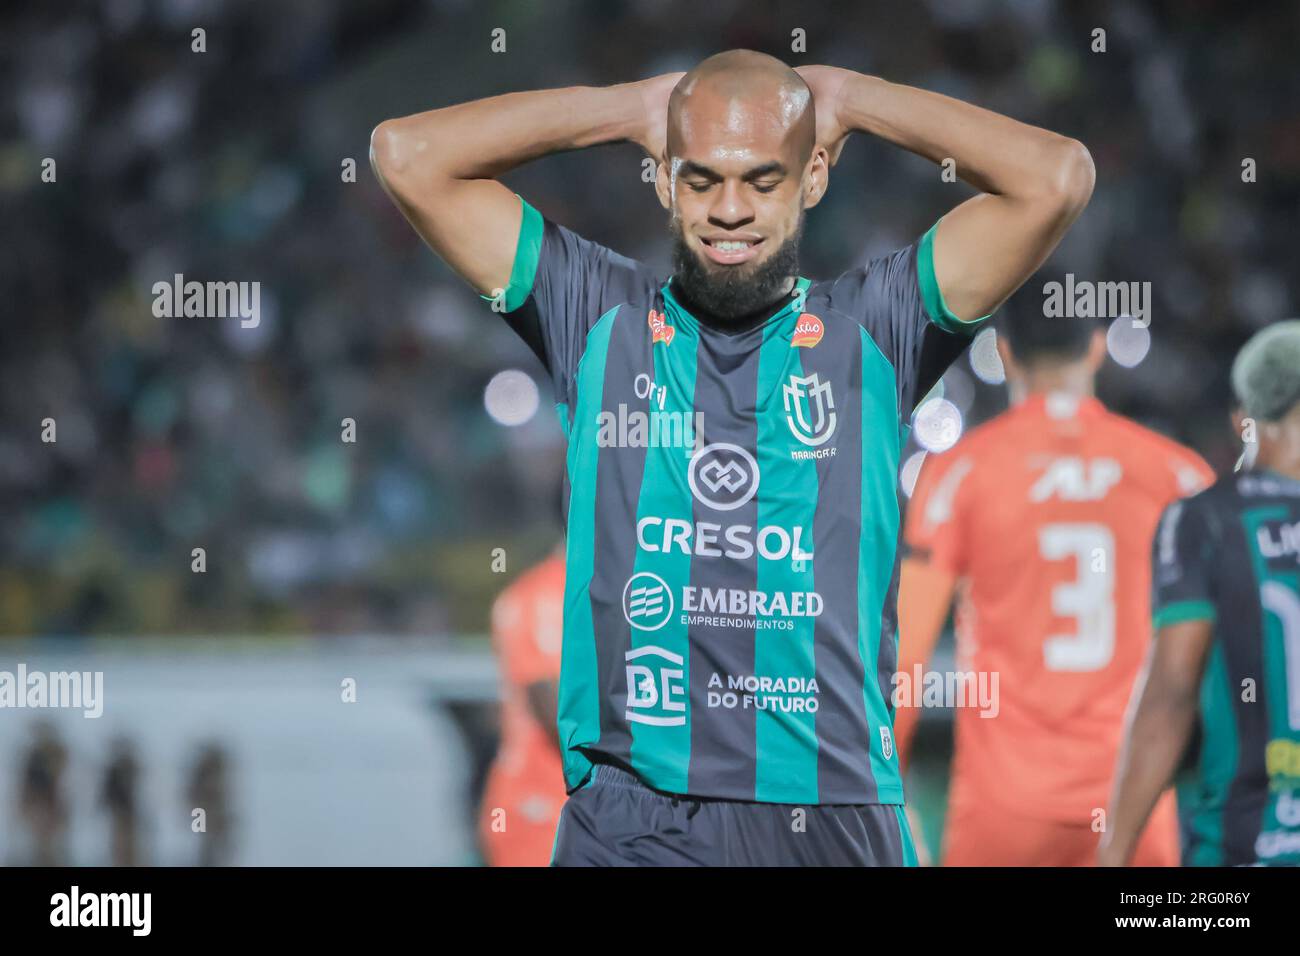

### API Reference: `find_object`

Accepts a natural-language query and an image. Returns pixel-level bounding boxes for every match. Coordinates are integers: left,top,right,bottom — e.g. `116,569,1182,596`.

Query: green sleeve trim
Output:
1153,600,1217,629
478,193,544,313
917,219,992,335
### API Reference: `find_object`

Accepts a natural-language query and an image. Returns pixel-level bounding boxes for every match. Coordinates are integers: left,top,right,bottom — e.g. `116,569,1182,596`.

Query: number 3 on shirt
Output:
1038,523,1116,672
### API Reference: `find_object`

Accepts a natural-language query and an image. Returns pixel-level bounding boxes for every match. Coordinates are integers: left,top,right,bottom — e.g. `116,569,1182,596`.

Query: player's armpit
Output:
894,557,958,769
1099,617,1212,866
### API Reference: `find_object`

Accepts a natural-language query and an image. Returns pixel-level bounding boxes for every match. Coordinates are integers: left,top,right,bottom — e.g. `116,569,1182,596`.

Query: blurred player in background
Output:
100,736,142,867
187,742,235,867
1101,321,1300,867
16,720,69,866
897,304,1213,865
479,541,566,866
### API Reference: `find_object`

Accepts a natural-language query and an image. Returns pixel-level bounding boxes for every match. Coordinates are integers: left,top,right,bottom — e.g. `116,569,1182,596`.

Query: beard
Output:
669,206,805,328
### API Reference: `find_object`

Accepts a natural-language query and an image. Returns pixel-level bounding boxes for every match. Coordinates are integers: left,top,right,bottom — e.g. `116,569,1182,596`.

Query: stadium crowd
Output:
3,0,1296,637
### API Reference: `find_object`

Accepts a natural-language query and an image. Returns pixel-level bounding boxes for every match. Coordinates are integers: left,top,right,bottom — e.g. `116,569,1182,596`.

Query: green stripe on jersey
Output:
917,220,991,334
894,805,919,866
754,309,820,803
1179,641,1237,866
1153,599,1217,628
477,194,544,313
557,308,618,789
858,326,905,802
626,317,700,793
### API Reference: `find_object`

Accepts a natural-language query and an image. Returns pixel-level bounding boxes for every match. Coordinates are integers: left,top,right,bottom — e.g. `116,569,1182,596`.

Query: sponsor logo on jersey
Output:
634,372,666,410
625,645,686,726
681,587,821,624
1267,739,1300,785
637,517,813,568
783,372,837,447
1255,790,1300,860
648,308,675,346
879,726,894,760
706,671,821,712
791,313,824,348
1028,456,1121,502
1257,519,1300,563
1256,829,1300,860
688,442,759,511
1277,788,1300,827
622,572,674,631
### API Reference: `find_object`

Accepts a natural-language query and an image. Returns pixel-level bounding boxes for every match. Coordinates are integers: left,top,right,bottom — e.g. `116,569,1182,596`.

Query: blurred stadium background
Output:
2,0,1297,863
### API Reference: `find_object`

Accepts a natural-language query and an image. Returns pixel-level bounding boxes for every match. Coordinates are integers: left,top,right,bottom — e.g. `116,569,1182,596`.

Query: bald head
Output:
666,50,815,166
658,51,823,324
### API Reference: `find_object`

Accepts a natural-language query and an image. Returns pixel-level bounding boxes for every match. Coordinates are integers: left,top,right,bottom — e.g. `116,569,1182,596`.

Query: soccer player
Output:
1100,321,1300,867
896,306,1213,866
479,544,566,867
372,50,1094,865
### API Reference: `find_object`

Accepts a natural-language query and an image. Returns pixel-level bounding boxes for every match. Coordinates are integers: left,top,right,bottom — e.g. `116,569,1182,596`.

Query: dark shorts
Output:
551,763,917,867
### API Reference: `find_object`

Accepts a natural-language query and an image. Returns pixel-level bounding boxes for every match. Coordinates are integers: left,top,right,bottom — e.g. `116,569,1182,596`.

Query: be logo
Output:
625,646,686,726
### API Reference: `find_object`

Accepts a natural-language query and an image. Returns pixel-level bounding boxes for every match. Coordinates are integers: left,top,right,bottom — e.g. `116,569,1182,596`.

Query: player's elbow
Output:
1043,138,1095,218
371,117,458,205
369,119,405,188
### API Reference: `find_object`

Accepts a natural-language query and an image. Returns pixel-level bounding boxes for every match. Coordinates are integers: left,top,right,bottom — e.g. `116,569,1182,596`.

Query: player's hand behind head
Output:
634,71,686,163
794,65,853,167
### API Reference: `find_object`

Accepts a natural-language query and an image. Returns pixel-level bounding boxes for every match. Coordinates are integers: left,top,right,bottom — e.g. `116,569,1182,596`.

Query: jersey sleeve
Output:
903,448,975,577
1151,496,1218,628
481,194,656,395
824,219,992,419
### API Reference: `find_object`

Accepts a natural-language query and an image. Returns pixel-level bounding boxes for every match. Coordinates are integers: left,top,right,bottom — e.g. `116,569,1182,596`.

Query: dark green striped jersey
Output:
490,194,987,803
1152,469,1300,864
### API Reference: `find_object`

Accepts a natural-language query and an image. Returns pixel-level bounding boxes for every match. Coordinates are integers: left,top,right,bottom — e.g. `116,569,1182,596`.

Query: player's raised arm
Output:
369,73,682,300
1098,617,1211,866
796,66,1094,321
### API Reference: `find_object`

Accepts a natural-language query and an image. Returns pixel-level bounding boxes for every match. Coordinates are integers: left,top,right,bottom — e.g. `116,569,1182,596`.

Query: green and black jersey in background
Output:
1153,469,1300,864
